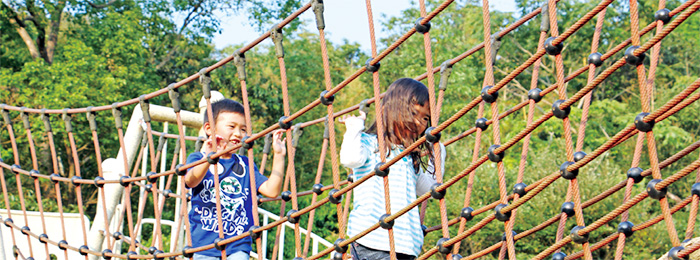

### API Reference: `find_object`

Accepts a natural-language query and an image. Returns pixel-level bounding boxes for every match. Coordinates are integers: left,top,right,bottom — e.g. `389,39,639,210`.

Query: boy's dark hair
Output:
203,99,245,124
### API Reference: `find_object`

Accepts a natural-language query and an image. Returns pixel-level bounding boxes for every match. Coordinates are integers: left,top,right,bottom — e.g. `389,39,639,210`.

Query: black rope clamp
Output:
271,25,285,58
286,209,300,224
146,171,158,183
11,164,20,174
334,238,348,253
71,176,82,187
281,191,292,202
561,202,575,217
79,245,89,256
241,135,254,150
374,162,389,177
0,104,11,127
175,164,187,176
195,136,206,152
168,84,181,113
487,145,504,163
624,46,646,66
414,17,431,34
513,182,527,196
206,152,219,164
292,123,303,148
102,249,113,260
646,179,667,200
28,169,39,179
320,90,335,105
119,175,131,187
278,116,293,130
213,238,224,251
552,99,570,119
41,109,52,132
359,99,370,114
379,214,394,229
234,51,247,80
692,183,700,197
460,207,474,221
365,58,380,73
573,151,587,162
627,167,644,183
634,112,654,132
20,107,30,130
312,0,325,30
50,173,60,183
126,250,137,260
494,203,511,222
436,237,453,254
570,226,589,244
94,176,105,187
424,127,441,144
198,68,212,99
655,8,671,24
328,189,343,204
588,52,603,67
112,103,123,129
58,240,68,250
481,86,499,103
560,161,579,179
540,4,550,32
38,233,48,244
248,225,261,240
312,183,324,195
86,106,97,131
139,95,151,123
3,218,12,227
668,246,689,260
618,221,634,237
490,35,502,66
153,250,164,260
544,37,563,56
430,183,446,199
20,225,30,235
438,60,453,91
263,133,273,154
62,109,73,133
182,246,194,258
475,117,488,131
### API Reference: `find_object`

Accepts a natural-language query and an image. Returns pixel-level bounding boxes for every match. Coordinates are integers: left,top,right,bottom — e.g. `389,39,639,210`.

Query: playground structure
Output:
1,0,700,259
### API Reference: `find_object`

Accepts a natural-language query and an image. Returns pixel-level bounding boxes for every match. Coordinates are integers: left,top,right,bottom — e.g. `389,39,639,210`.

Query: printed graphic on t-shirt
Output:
193,176,251,236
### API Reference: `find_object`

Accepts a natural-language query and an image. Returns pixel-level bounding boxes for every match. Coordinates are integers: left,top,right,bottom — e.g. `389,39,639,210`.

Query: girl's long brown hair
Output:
366,78,435,174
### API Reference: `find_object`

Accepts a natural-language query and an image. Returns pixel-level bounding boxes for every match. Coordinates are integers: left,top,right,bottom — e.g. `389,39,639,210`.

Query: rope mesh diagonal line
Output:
363,0,398,258
3,0,700,259
417,0,452,250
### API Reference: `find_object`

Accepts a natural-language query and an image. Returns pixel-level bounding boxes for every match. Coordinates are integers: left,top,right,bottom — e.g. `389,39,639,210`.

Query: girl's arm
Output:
416,143,446,196
259,130,286,198
339,112,369,168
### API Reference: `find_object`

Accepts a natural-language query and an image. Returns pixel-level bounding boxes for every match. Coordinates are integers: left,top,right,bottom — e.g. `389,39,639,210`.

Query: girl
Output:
339,78,445,260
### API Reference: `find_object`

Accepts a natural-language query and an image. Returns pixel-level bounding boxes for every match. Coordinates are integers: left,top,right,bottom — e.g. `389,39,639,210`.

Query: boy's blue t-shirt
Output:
186,152,268,257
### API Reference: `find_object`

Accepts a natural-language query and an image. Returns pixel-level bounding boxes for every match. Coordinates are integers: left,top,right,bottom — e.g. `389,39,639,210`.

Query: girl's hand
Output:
202,135,226,154
271,130,286,156
338,111,366,124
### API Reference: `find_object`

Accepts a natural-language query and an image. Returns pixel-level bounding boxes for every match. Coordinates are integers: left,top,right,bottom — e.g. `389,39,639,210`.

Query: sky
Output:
211,0,518,51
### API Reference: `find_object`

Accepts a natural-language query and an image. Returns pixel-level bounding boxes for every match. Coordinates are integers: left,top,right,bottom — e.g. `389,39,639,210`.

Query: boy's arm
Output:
258,153,285,198
185,161,210,188
258,130,286,198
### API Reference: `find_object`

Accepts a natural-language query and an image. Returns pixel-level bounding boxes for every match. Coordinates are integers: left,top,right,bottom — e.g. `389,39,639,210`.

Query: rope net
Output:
1,0,700,259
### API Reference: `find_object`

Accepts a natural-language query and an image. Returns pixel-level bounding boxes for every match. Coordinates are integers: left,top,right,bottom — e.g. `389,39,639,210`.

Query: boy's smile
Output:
206,111,247,156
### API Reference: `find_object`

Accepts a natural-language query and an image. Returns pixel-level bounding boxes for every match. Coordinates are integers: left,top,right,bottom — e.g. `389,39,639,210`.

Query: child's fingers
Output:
358,110,366,119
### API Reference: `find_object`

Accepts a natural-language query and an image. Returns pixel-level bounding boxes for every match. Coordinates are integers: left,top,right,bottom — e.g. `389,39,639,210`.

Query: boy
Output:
185,99,286,260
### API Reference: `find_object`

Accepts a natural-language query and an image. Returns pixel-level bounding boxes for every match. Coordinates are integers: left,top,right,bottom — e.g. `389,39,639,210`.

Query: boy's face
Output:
205,111,247,156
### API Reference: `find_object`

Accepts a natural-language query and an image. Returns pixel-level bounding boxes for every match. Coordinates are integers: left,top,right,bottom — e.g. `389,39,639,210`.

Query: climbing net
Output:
2,0,700,259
